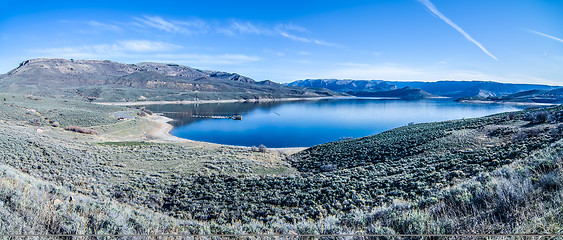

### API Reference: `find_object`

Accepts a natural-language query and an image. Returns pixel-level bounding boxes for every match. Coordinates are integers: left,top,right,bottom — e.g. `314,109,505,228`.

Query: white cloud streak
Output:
528,29,563,44
306,63,559,85
133,16,207,34
278,31,335,46
87,16,333,46
115,40,181,52
230,21,271,35
30,40,182,58
135,16,179,32
87,21,122,32
278,32,309,43
219,20,335,46
278,23,307,32
151,53,260,65
418,0,498,60
29,40,258,66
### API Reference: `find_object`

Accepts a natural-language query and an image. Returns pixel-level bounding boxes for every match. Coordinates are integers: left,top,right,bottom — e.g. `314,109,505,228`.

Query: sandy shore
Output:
97,96,333,152
145,115,188,142
95,97,335,106
143,114,306,153
120,97,556,152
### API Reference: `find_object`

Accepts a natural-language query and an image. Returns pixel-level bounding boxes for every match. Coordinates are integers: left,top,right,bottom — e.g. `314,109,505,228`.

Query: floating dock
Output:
191,114,242,120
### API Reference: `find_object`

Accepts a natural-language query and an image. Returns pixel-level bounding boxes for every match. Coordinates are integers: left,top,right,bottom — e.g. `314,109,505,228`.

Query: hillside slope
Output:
1,93,562,221
0,58,337,102
0,94,561,235
473,87,563,103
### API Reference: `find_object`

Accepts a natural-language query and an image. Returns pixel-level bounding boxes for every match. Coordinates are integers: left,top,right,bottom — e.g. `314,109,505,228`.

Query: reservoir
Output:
146,98,524,148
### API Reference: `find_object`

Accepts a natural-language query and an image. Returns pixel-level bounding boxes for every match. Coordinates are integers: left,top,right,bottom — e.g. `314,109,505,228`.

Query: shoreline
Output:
136,97,556,151
95,96,337,106
94,96,457,106
144,114,307,153
458,99,560,106
146,114,187,142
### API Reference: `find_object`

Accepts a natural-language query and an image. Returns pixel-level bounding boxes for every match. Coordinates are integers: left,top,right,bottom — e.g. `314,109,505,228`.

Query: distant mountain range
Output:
389,81,556,98
2,59,560,103
0,59,338,102
287,79,395,93
287,79,558,100
350,87,437,100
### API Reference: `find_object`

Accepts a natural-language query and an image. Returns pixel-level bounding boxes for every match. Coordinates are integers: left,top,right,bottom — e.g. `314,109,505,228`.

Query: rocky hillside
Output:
351,87,437,100
469,87,563,104
0,59,338,102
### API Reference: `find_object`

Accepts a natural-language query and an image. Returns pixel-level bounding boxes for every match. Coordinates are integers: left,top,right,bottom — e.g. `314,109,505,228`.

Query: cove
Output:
146,98,524,148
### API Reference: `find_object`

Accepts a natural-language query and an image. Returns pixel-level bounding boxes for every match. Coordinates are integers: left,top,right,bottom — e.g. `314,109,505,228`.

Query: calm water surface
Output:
146,98,524,147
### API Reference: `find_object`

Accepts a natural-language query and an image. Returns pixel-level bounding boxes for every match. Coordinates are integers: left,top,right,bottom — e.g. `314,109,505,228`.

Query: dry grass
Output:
0,94,561,237
64,126,99,135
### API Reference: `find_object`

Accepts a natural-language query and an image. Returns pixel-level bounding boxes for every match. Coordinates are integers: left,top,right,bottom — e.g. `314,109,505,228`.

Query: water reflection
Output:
145,98,524,148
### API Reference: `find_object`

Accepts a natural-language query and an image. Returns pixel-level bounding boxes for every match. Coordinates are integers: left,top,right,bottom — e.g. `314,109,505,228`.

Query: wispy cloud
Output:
82,16,333,46
87,21,122,32
151,53,260,65
528,29,563,44
418,0,498,61
218,20,335,46
278,32,309,43
133,16,207,34
230,21,272,35
276,24,335,46
115,40,181,52
217,20,271,36
277,23,307,32
134,16,180,32
30,40,182,58
278,31,335,46
308,62,560,85
30,40,257,66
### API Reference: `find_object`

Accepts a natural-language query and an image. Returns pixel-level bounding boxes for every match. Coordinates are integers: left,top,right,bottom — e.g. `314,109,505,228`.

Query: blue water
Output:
147,98,524,148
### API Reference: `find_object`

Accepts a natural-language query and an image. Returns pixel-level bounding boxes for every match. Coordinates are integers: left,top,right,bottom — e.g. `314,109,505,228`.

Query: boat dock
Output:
192,114,242,120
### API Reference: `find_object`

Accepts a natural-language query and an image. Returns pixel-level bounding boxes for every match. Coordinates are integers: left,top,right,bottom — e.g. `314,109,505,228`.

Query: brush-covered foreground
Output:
0,94,561,237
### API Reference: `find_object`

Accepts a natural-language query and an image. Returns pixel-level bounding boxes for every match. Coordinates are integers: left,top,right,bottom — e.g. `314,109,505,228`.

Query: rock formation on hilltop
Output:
0,58,338,102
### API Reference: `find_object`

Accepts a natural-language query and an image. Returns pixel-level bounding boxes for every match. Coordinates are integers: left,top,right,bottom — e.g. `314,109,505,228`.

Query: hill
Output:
350,86,437,100
0,58,338,102
470,87,563,104
288,79,557,99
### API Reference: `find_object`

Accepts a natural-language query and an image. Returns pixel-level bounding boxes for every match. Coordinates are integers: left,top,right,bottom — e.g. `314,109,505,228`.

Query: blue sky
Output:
1,0,562,84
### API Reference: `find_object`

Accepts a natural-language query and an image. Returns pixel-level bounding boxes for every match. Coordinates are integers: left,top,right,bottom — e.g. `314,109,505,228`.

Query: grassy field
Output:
0,94,561,237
